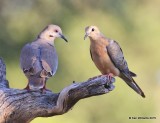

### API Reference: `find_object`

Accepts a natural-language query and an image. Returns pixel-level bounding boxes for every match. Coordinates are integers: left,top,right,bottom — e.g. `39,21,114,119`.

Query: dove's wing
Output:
20,43,39,74
40,43,58,77
107,40,130,75
107,40,145,98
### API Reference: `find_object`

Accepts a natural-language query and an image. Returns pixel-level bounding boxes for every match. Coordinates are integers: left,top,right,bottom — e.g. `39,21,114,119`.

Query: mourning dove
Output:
84,26,145,98
20,24,67,91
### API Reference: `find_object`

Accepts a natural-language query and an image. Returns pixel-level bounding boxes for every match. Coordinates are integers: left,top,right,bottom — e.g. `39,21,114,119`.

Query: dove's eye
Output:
92,28,94,31
55,30,58,33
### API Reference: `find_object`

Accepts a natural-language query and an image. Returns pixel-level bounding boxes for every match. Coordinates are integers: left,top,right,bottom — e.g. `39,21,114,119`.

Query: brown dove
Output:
20,24,67,91
84,26,145,98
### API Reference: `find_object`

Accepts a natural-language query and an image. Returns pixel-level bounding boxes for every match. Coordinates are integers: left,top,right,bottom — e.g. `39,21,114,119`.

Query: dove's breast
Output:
90,41,120,76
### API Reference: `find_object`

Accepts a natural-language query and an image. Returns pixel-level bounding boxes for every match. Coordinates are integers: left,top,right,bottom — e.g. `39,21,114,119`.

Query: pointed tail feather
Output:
129,71,137,77
120,74,145,98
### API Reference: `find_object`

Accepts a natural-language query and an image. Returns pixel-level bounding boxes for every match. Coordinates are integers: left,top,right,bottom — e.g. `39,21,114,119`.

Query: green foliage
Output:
0,0,159,123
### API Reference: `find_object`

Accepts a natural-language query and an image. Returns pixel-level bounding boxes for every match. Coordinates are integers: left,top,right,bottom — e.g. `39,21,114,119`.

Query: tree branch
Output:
0,58,115,123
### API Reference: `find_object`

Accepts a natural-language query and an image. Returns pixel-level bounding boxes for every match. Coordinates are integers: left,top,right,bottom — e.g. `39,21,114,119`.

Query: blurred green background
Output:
0,0,160,123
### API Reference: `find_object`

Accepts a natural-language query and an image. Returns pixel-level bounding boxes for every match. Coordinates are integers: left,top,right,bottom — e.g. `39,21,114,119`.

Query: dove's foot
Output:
103,73,115,89
23,84,31,91
105,73,114,82
40,86,52,94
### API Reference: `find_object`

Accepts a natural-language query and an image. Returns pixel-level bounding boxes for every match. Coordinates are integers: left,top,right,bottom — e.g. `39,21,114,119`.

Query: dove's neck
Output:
89,33,109,46
35,37,55,46
89,33,104,42
37,35,55,46
45,40,55,46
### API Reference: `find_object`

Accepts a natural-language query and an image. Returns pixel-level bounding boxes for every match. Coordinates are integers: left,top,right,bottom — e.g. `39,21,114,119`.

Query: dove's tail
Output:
120,73,145,98
28,76,46,90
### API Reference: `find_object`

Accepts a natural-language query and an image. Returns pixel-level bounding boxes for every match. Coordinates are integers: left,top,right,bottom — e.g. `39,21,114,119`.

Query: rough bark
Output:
0,58,115,123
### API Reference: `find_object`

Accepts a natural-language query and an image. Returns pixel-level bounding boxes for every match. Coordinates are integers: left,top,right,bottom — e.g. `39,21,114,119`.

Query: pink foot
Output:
105,73,114,81
23,84,31,91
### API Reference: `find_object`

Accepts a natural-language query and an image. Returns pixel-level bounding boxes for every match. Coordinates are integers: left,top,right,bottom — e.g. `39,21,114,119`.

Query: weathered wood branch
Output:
0,58,115,123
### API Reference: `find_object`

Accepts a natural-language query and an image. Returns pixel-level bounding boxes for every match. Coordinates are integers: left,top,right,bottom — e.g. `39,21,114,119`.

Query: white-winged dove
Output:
20,24,67,92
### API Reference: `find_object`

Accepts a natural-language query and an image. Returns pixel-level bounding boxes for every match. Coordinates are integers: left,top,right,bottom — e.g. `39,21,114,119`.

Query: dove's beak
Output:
60,33,68,42
84,33,89,40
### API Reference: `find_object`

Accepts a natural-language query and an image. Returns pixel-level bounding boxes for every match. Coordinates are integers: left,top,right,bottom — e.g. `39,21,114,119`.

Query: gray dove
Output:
84,25,145,98
20,24,67,91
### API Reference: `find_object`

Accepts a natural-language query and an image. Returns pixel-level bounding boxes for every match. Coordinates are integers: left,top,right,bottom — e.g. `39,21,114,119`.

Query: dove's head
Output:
38,24,68,43
84,26,101,40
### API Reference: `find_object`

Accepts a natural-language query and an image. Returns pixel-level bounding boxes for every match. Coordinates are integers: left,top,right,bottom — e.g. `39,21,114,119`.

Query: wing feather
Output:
107,40,130,75
20,43,38,72
40,44,58,76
